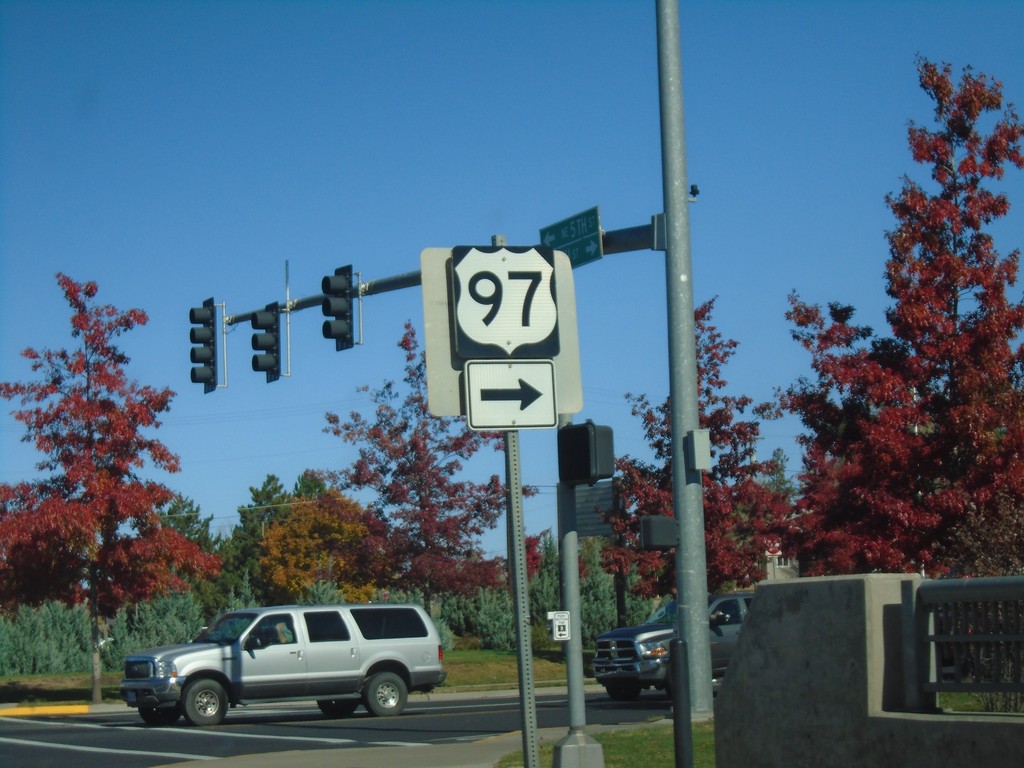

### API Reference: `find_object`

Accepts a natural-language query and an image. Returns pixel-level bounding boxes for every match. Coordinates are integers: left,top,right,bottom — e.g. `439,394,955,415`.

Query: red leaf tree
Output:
606,299,792,596
324,322,512,612
0,274,220,700
783,59,1024,576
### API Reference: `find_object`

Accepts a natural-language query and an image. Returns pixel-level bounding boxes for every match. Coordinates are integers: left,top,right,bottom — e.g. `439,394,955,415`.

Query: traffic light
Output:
558,420,615,486
322,265,355,351
189,298,218,394
251,303,281,383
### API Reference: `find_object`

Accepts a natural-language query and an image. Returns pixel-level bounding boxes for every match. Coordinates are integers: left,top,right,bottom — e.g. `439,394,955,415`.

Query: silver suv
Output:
592,592,754,700
120,604,446,726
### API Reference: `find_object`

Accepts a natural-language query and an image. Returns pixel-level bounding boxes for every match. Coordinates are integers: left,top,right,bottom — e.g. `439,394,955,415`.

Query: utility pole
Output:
553,418,605,768
656,0,713,729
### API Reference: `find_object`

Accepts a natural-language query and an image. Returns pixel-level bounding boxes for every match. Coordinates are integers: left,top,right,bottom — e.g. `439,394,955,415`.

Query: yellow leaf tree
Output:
261,489,386,603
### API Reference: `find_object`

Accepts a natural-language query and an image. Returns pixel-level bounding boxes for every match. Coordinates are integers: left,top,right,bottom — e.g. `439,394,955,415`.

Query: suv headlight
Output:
152,660,178,679
638,641,669,659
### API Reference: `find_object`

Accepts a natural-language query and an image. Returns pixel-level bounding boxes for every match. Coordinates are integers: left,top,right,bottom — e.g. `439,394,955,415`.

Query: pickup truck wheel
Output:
139,705,181,726
605,682,642,701
362,672,407,717
318,699,360,717
182,679,227,726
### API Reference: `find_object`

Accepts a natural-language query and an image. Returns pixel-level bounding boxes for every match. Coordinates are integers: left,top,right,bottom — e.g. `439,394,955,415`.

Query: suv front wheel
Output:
139,705,181,726
605,682,642,701
183,678,227,726
363,671,407,716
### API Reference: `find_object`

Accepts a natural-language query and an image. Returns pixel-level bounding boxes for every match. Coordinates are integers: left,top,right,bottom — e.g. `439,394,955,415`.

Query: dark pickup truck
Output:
592,592,754,700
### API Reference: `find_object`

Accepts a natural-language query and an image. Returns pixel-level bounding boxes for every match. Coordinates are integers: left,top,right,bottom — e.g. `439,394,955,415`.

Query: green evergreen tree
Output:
579,538,616,645
0,602,91,676
475,587,515,651
302,580,343,604
439,591,477,637
293,470,328,500
528,531,560,624
158,494,222,617
103,592,204,670
216,475,292,604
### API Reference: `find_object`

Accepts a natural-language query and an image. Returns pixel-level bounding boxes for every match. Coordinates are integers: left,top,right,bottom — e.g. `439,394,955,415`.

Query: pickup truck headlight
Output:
638,641,669,659
152,660,178,679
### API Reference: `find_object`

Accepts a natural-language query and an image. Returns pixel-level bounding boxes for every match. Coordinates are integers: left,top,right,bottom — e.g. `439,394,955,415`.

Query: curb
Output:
0,704,93,717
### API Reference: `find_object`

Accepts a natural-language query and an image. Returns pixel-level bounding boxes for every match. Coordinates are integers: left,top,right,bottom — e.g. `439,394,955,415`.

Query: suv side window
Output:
304,610,351,642
712,598,742,626
253,613,296,645
350,607,428,639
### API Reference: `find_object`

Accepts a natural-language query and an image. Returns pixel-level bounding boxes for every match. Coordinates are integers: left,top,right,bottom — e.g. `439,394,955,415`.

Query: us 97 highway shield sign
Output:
452,246,559,359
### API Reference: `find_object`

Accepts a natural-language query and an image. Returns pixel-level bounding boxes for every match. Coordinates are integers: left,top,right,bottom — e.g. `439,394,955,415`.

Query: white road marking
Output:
0,735,215,760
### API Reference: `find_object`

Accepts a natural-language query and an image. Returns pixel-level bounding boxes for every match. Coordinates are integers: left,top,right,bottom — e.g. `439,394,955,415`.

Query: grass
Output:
0,672,123,705
495,722,716,768
439,648,579,690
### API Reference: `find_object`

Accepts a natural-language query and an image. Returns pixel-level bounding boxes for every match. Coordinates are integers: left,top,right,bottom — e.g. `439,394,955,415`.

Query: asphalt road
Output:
0,687,673,768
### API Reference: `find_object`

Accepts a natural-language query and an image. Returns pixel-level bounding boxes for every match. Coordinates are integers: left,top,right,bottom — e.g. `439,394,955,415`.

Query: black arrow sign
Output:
481,378,543,410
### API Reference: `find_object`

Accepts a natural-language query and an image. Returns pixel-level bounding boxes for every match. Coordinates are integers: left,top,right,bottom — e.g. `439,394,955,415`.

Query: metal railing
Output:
903,576,1024,710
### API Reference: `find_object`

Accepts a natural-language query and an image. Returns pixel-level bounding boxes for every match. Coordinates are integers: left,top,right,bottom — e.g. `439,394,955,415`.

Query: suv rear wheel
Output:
363,671,407,716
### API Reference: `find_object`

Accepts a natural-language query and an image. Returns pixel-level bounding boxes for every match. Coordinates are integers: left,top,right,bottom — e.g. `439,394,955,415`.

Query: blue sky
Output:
2,1,1023,559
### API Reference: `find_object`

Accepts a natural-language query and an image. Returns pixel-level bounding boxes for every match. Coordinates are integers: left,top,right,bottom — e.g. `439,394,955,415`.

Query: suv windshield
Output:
644,600,674,625
195,612,257,645
644,596,720,625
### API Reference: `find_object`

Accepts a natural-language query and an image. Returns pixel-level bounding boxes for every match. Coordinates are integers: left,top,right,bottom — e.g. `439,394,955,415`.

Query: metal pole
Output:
505,429,539,768
559,472,586,730
553,415,605,768
492,232,539,768
218,301,229,389
655,0,713,719
670,639,694,768
284,261,292,377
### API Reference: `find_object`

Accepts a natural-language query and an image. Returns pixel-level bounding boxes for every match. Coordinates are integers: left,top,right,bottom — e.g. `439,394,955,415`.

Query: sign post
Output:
419,240,586,768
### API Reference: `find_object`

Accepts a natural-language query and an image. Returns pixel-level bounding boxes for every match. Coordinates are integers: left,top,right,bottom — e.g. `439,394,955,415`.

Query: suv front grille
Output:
124,660,152,679
595,639,640,663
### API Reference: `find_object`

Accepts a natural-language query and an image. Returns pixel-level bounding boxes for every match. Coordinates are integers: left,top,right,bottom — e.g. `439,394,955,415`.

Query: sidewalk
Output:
172,726,557,768
164,719,673,768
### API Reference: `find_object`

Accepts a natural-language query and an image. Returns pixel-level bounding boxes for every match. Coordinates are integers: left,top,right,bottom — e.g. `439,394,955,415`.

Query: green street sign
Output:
540,206,602,268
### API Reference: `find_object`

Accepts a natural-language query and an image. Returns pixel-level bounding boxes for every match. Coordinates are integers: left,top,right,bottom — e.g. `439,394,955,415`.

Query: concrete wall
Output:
715,575,1024,768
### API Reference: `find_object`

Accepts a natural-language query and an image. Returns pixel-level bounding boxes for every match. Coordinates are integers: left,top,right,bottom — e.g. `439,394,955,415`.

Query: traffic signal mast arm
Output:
221,269,422,327
197,213,677,389
220,208,668,330
219,213,669,329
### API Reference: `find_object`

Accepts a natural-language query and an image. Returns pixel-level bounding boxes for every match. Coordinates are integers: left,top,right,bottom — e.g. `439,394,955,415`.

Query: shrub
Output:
475,587,515,651
0,602,91,676
102,593,205,670
439,591,477,637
